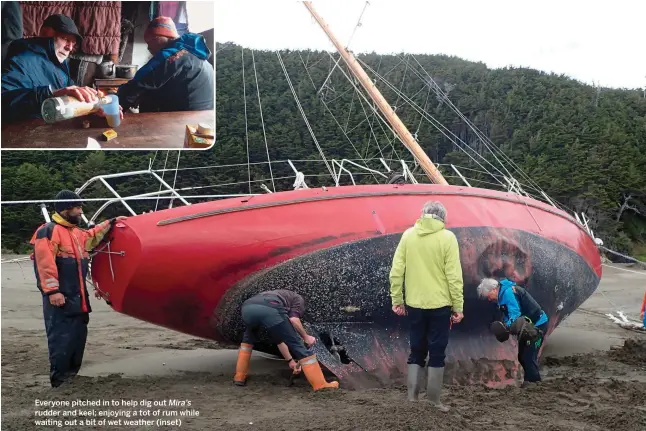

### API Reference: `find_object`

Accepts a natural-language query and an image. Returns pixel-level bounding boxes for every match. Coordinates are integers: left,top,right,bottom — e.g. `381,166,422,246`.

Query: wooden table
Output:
1,110,215,149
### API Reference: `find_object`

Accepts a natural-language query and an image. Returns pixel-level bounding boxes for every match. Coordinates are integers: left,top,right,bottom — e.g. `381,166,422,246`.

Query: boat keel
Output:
304,322,521,390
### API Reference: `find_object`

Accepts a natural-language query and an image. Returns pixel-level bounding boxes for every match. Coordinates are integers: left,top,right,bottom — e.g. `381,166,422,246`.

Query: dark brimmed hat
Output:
42,14,83,47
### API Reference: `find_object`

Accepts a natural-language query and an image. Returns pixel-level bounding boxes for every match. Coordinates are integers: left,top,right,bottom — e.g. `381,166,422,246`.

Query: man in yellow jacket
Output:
390,200,464,411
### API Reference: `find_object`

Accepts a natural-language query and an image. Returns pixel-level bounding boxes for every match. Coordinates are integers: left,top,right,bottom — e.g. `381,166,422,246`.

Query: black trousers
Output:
407,305,452,368
42,296,89,387
241,295,311,361
518,322,548,382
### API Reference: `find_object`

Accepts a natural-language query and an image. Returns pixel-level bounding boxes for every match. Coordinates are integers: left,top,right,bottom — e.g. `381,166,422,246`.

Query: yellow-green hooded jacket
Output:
389,215,464,312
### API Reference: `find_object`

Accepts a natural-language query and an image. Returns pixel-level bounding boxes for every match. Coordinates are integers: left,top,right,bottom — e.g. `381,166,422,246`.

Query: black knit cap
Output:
54,190,83,213
42,14,83,47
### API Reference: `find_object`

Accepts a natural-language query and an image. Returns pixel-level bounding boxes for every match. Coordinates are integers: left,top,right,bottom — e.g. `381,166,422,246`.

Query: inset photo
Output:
1,1,214,150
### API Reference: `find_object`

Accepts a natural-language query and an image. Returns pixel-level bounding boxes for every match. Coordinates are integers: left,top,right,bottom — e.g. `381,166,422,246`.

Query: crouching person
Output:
233,289,339,391
477,278,549,386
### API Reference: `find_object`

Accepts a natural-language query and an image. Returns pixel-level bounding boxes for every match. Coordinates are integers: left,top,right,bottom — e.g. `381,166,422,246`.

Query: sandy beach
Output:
2,255,645,431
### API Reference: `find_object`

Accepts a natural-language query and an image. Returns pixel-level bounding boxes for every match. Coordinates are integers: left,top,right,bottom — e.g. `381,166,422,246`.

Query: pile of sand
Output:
609,338,646,367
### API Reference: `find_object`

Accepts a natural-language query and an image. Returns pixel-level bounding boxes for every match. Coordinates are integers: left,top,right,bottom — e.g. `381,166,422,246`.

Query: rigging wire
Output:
386,54,410,160
402,55,578,215
356,57,506,186
276,50,335,181
301,50,395,163
354,89,389,161
242,47,252,194
408,58,518,184
346,1,370,49
320,52,407,163
295,53,382,184
251,48,276,192
337,51,395,161
407,55,567,211
356,54,565,208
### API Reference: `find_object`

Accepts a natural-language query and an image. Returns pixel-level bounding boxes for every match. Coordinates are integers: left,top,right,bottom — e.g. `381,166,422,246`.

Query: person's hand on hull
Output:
110,215,128,225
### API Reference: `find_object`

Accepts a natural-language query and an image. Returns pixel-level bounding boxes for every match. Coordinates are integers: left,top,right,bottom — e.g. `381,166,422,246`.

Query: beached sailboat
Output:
14,2,604,387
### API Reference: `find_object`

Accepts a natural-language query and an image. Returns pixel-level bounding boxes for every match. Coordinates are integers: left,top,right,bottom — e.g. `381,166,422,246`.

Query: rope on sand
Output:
594,247,645,330
605,311,645,331
602,263,646,276
600,246,646,266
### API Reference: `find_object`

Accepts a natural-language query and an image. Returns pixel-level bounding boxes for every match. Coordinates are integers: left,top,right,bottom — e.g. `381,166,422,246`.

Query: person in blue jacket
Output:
1,14,105,123
116,16,214,113
477,277,549,386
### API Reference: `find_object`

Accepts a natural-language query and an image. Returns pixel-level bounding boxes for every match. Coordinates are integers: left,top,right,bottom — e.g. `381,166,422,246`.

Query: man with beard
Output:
30,189,127,387
2,14,122,123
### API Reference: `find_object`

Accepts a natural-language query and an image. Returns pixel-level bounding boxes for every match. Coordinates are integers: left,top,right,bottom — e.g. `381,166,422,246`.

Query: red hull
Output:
90,183,601,385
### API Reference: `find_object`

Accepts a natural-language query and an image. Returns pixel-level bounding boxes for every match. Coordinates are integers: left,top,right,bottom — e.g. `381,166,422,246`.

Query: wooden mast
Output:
302,1,448,185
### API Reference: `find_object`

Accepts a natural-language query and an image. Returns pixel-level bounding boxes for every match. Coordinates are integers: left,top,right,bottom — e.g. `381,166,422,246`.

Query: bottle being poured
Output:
41,93,121,127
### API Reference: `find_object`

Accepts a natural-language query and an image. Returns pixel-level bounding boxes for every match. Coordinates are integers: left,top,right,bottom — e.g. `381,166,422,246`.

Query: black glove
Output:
490,321,510,342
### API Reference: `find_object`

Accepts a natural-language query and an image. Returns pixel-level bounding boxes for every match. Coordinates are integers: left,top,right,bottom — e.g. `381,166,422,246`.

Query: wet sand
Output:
2,256,645,430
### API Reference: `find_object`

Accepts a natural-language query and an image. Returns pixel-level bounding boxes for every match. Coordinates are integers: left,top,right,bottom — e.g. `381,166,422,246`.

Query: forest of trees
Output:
2,42,645,259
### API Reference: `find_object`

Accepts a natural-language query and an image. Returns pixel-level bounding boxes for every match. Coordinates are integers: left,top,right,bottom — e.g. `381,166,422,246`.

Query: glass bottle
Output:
41,95,112,124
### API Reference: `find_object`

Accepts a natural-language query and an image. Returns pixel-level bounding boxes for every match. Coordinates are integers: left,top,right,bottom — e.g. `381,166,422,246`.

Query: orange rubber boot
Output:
234,343,253,386
300,354,339,391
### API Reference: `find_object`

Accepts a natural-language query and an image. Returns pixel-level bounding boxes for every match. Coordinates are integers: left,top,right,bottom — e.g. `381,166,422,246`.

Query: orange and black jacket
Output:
30,213,114,314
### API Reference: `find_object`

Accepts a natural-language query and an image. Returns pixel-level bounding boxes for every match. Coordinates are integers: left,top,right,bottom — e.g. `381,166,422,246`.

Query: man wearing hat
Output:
117,16,214,112
2,14,121,123
30,190,127,387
